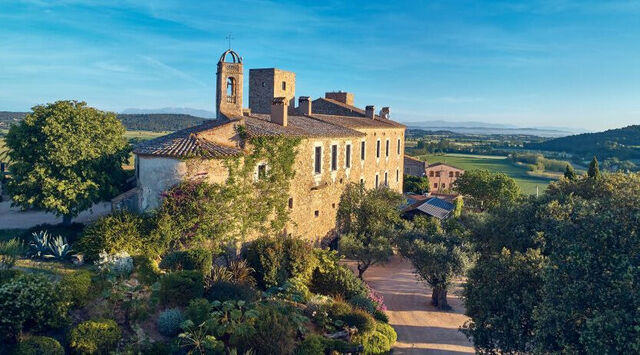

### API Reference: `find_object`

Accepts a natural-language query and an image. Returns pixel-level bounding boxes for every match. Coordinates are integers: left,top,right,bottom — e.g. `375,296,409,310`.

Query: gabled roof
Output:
405,155,426,163
133,119,243,158
246,114,364,138
312,98,406,129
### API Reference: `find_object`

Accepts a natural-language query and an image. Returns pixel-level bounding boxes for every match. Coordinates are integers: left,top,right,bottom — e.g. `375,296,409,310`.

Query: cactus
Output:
48,235,71,260
29,230,51,258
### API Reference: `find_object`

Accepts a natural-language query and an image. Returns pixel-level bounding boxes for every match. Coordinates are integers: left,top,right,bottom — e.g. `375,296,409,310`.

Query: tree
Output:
398,219,470,310
564,164,577,181
587,155,601,179
403,174,430,194
336,183,403,279
5,101,130,224
453,169,520,211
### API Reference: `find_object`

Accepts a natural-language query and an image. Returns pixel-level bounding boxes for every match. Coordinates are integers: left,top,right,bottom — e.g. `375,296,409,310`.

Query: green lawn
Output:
417,153,556,195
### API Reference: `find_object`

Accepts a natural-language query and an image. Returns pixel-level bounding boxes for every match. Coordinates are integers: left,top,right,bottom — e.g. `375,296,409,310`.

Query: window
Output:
396,169,399,182
429,171,434,177
226,77,235,97
257,164,267,180
314,146,322,174
442,183,446,189
332,203,336,208
375,174,379,188
434,183,438,188
282,81,286,90
376,140,381,158
345,144,351,168
449,171,454,177
384,172,388,186
455,171,460,177
331,144,338,171
385,140,389,157
314,210,319,217
361,141,366,160
435,171,440,177
261,81,266,87
397,138,401,155
288,198,293,209
360,178,364,185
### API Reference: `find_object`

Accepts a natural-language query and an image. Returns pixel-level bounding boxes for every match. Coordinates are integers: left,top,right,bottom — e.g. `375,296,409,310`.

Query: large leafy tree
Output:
462,173,640,354
403,174,430,194
337,183,403,278
5,101,130,223
398,217,470,310
453,169,520,211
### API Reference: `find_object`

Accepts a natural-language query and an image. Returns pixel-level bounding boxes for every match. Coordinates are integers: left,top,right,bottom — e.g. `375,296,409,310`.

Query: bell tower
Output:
216,49,243,119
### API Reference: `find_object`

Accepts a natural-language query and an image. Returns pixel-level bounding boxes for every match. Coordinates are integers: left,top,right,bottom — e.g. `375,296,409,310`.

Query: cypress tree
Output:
587,156,601,179
564,164,577,181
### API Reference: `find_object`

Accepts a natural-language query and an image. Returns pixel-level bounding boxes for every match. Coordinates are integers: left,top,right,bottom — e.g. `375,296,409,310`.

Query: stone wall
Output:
312,98,362,117
404,156,428,176
249,68,296,114
426,164,464,192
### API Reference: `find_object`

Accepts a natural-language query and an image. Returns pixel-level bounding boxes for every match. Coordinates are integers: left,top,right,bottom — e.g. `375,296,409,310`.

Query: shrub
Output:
249,305,297,355
349,295,377,314
159,270,204,307
265,277,311,303
58,270,92,307
15,336,64,355
295,334,327,355
95,251,133,278
77,211,152,261
245,235,316,289
328,300,353,319
352,321,397,355
205,281,259,303
132,255,161,285
310,264,367,299
185,298,212,325
157,308,184,336
373,309,389,323
0,238,24,269
339,309,376,334
69,319,121,355
159,248,213,275
0,269,21,285
0,273,67,341
206,260,256,287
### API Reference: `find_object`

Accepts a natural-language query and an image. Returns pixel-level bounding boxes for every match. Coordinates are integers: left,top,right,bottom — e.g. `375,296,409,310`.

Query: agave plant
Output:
29,230,51,258
48,235,71,260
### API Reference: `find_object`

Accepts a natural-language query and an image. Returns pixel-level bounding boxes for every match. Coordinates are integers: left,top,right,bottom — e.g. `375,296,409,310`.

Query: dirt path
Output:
363,255,474,354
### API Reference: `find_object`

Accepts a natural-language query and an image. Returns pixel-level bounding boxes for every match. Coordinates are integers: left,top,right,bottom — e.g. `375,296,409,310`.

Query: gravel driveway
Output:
363,255,475,354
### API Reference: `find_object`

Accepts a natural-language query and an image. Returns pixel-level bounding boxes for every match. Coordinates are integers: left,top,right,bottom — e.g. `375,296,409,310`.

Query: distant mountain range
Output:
525,125,640,160
403,120,584,137
121,107,216,119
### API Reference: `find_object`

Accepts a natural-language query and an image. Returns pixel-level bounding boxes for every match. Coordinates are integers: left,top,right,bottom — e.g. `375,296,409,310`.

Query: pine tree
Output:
587,156,601,179
564,164,577,181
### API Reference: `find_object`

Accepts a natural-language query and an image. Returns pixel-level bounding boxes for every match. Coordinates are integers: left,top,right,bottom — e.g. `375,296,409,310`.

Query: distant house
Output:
404,155,428,176
404,156,464,192
426,163,464,192
403,196,455,220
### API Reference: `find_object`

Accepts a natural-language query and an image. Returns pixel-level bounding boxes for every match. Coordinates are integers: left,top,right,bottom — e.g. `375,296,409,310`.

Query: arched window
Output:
226,77,235,97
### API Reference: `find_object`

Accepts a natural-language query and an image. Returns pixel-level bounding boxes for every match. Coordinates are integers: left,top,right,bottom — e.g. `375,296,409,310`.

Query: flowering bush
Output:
95,251,133,278
365,283,387,312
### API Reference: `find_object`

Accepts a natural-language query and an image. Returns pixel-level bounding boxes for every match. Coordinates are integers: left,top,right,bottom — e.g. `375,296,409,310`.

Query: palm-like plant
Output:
178,320,223,354
48,235,71,260
28,230,72,260
29,230,51,258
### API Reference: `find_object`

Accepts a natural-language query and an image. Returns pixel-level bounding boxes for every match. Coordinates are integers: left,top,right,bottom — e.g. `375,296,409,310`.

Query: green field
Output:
417,153,557,195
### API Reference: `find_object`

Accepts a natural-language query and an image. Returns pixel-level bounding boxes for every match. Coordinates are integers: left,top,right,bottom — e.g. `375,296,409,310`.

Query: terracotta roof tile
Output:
246,114,364,138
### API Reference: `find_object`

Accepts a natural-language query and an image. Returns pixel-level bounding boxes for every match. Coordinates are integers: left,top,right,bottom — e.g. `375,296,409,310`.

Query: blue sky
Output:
1,0,639,131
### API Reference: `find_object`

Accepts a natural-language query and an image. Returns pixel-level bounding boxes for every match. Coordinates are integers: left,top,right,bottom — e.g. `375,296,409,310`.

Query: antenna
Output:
226,34,234,49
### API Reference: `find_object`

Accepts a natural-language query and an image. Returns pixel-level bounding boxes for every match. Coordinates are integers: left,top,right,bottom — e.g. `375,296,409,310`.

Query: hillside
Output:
526,125,640,160
0,112,210,132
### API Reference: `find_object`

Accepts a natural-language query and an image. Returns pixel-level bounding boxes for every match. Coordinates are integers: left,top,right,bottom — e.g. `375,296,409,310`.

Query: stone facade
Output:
133,49,405,242
325,91,354,106
249,68,296,114
426,163,464,192
404,155,428,176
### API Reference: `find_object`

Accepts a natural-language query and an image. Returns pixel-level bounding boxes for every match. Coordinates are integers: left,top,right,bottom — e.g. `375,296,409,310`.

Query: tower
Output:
249,68,296,114
216,49,243,119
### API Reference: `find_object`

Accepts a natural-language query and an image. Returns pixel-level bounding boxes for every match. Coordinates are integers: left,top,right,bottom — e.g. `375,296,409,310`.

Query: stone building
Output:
404,155,428,176
132,49,406,242
426,163,464,192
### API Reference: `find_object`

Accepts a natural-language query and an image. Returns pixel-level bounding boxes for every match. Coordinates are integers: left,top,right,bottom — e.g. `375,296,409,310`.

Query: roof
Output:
405,155,426,163
133,119,243,158
427,162,464,170
134,112,365,158
404,197,455,220
247,114,364,138
312,98,406,129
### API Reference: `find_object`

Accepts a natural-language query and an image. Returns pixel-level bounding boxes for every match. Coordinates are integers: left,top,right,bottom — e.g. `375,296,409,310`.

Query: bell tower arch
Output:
216,49,243,119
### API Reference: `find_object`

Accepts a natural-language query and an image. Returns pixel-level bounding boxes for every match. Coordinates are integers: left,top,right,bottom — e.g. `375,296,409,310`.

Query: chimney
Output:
298,96,312,115
271,97,288,126
379,107,390,119
325,91,354,106
365,105,375,119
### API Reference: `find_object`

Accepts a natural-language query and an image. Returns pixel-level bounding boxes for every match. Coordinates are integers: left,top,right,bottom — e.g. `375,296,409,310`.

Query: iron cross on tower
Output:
226,34,234,49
